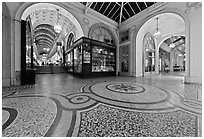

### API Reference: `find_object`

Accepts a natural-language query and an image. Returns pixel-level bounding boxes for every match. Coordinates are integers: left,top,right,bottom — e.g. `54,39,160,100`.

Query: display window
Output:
74,45,82,73
66,52,73,72
92,46,115,72
83,43,91,64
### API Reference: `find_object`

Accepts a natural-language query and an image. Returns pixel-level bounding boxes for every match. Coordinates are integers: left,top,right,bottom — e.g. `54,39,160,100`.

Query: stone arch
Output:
13,2,85,85
88,23,118,46
16,3,84,36
157,34,186,50
65,32,75,51
134,8,190,78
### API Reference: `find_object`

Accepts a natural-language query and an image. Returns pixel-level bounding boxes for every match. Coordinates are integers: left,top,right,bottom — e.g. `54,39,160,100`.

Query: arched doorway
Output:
65,32,75,71
135,12,187,79
159,35,185,76
15,2,84,85
143,32,156,75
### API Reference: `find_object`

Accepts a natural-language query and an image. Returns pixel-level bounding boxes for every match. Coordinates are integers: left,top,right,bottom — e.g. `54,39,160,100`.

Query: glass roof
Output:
81,2,156,23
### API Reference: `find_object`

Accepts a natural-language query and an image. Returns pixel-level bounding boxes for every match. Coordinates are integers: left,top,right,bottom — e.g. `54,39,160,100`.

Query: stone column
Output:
14,19,21,85
130,25,136,77
2,14,11,86
169,51,174,72
154,38,160,74
115,28,120,75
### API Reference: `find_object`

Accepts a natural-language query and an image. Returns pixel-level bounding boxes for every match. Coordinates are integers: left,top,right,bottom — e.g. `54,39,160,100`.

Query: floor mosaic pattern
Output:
2,74,202,137
2,97,57,137
78,104,198,137
90,82,169,104
106,82,145,94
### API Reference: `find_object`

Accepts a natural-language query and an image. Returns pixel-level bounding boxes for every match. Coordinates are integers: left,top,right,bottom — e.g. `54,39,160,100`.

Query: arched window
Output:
66,33,74,50
90,27,114,45
143,32,156,73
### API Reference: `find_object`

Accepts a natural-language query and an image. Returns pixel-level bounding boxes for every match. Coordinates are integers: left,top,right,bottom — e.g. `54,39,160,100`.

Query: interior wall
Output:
186,6,202,83
120,2,202,84
2,3,11,86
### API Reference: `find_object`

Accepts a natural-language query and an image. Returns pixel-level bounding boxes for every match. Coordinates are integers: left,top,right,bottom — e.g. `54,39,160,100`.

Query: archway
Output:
135,12,187,79
158,35,185,76
88,23,117,46
15,2,84,84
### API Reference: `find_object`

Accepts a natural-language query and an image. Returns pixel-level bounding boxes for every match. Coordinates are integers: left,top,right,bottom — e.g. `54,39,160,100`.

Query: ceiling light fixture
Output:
153,17,161,38
54,9,62,34
169,43,175,48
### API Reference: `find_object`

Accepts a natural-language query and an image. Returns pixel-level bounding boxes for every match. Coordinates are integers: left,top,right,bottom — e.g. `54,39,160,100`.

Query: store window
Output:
92,46,115,72
74,45,82,73
66,51,73,72
143,32,155,73
83,42,91,64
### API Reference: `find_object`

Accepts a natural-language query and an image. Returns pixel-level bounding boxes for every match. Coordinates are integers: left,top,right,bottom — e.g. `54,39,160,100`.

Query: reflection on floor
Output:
160,71,185,76
2,74,202,137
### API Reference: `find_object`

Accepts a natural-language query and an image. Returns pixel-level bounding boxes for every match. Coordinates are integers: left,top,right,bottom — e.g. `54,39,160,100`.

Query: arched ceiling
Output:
28,8,75,56
22,3,83,58
163,35,185,54
29,8,74,32
143,13,185,38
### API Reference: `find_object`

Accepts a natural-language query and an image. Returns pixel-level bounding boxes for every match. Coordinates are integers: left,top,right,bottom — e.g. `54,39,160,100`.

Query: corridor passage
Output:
2,74,202,137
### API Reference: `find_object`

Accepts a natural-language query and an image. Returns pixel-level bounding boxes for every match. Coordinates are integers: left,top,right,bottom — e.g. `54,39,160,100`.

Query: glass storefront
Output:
65,37,116,77
92,46,115,72
74,45,82,73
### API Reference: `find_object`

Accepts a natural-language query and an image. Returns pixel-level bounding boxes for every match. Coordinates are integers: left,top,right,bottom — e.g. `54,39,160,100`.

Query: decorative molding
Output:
131,25,136,32
83,18,89,25
185,2,202,14
115,28,119,38
88,23,117,45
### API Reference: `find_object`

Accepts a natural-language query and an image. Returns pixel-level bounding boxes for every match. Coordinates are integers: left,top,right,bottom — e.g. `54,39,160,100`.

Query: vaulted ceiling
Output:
28,8,75,56
164,36,185,54
81,2,156,23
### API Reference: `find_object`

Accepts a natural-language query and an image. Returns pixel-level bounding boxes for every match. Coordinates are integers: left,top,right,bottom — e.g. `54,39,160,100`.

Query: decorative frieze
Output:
185,2,202,14
83,18,89,25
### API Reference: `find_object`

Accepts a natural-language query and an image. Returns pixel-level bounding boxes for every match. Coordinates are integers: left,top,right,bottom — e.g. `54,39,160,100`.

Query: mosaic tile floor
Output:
2,74,202,137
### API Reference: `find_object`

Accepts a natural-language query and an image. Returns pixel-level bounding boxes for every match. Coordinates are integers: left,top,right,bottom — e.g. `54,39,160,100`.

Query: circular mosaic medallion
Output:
106,83,145,94
90,82,169,104
70,95,90,104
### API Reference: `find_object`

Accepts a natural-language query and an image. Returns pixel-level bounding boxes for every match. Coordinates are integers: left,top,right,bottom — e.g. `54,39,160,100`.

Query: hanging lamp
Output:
153,17,161,38
54,9,62,34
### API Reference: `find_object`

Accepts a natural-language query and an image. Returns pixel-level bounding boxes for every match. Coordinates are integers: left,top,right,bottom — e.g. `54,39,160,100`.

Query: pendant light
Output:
54,9,62,34
153,17,161,38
